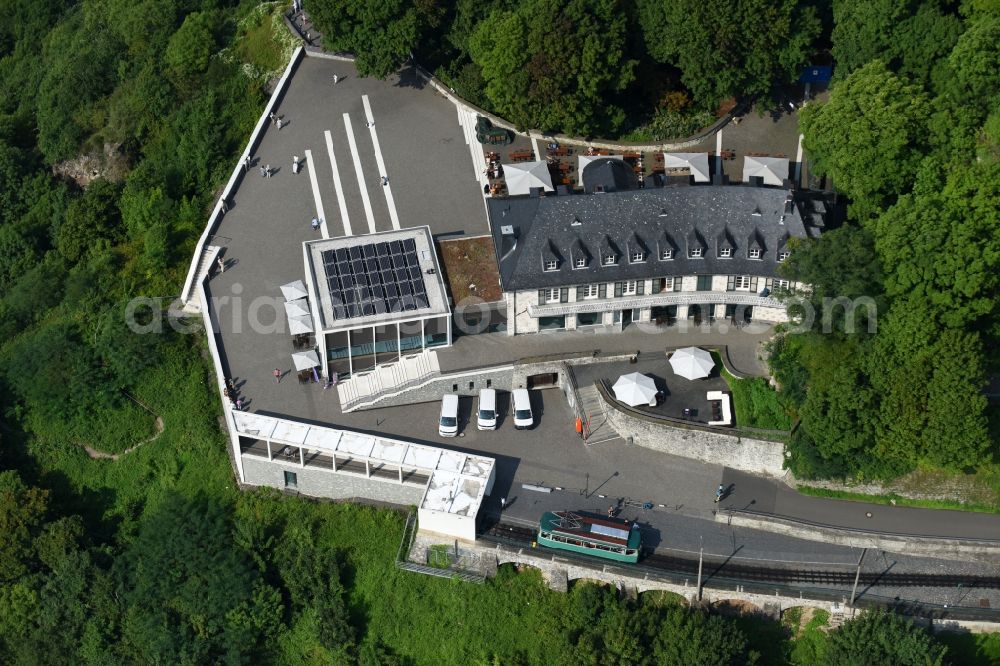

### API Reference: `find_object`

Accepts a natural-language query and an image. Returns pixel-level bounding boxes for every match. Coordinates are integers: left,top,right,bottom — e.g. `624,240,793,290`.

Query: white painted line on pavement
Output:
716,130,723,177
343,113,377,234
531,134,541,161
324,130,352,236
362,95,401,230
304,150,329,239
795,133,804,186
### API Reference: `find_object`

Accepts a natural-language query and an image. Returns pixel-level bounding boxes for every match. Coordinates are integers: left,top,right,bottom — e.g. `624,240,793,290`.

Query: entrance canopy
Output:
742,156,789,186
663,152,711,183
504,161,554,196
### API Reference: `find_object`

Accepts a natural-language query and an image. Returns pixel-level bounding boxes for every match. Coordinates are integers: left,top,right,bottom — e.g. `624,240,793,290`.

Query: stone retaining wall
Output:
601,395,786,476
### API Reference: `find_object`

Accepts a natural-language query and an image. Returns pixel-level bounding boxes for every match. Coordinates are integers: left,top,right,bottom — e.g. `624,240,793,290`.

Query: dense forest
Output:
0,0,997,663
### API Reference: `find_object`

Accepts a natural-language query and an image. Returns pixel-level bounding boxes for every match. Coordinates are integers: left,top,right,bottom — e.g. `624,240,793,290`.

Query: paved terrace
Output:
202,53,999,581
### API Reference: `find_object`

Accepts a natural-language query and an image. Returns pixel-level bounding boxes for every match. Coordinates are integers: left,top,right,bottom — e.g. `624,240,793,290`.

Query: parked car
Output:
477,388,498,430
439,394,459,437
511,388,534,429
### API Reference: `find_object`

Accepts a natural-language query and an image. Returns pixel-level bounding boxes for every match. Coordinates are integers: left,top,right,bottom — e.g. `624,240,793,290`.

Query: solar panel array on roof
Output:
321,238,428,321
591,523,631,541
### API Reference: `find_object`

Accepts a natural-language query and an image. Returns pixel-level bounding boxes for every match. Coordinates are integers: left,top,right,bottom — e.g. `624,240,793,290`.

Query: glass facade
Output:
538,315,566,330
325,316,451,377
576,312,601,327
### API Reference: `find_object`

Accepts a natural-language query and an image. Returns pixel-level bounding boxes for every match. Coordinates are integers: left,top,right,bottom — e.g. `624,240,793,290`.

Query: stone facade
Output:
602,398,786,476
241,455,426,505
506,274,799,336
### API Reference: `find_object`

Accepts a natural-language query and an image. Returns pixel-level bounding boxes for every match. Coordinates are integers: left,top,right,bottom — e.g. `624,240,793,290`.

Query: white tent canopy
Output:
291,349,320,371
663,152,711,183
669,347,715,380
578,154,623,186
280,280,308,301
612,372,659,407
742,156,789,186
284,298,310,319
287,314,313,334
503,161,554,195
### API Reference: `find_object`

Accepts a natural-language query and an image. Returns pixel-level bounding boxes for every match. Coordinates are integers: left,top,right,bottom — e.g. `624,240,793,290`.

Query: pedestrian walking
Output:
276,117,283,130
235,397,244,411
608,505,615,518
243,155,251,172
714,484,724,503
223,386,230,400
259,165,266,178
365,120,374,128
381,175,389,187
265,164,272,178
221,198,229,213
292,155,299,174
500,497,506,510
269,112,276,125
311,217,320,231
225,377,235,393
217,256,225,273
274,368,281,384
332,74,338,85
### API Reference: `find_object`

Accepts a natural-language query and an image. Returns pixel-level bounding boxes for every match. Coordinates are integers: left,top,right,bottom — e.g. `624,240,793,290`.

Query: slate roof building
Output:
487,184,824,335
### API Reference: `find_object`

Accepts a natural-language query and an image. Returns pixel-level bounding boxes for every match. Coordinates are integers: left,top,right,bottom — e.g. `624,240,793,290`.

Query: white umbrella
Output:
287,314,313,334
578,154,623,186
612,372,659,407
291,349,320,371
284,298,310,318
742,156,789,186
663,152,711,183
280,280,308,301
669,347,715,380
503,160,554,195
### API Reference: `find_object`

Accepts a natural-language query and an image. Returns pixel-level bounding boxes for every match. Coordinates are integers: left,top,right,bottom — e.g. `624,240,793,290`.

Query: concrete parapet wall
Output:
241,455,424,505
601,394,786,476
723,511,1000,564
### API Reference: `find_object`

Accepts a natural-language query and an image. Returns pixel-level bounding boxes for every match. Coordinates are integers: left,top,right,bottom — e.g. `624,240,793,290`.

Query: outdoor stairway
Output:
457,105,489,189
337,351,440,411
578,384,623,445
182,245,222,313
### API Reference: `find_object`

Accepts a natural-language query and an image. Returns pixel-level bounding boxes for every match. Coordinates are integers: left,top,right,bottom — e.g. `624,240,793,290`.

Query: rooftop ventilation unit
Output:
570,217,582,226
500,225,514,235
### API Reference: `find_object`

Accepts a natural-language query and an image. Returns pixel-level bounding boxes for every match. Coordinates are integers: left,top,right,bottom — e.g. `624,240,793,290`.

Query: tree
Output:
637,0,820,109
822,610,947,665
946,13,1000,105
468,0,636,136
56,179,123,262
164,12,215,93
647,604,752,666
830,0,961,83
0,471,50,583
308,0,440,79
800,61,930,219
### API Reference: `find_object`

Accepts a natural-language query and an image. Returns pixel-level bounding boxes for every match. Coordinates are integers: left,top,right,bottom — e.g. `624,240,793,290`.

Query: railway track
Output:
482,522,1000,590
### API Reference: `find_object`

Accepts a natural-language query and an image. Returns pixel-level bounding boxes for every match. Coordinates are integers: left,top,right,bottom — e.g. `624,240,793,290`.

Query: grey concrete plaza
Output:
203,54,999,595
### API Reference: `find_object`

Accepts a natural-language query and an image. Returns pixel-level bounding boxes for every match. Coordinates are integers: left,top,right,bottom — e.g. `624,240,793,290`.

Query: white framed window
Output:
690,247,703,258
748,248,762,259
630,250,644,263
662,277,675,291
733,275,752,291
622,280,638,296
660,248,673,260
778,250,790,262
583,284,600,299
720,247,732,258
544,288,560,303
574,257,586,268
544,259,558,271
773,279,791,291
603,254,617,265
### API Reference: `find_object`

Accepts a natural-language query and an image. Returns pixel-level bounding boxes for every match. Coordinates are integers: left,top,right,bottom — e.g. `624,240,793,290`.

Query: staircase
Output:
181,245,222,313
578,384,623,445
337,351,440,411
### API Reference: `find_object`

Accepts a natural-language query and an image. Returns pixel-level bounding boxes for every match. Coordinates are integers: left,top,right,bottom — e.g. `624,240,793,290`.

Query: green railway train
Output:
537,511,642,563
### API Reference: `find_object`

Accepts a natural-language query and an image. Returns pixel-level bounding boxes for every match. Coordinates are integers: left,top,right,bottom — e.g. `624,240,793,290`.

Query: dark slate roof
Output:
582,158,638,193
488,185,817,291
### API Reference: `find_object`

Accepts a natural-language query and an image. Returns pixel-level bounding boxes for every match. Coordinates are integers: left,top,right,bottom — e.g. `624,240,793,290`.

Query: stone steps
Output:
578,384,622,444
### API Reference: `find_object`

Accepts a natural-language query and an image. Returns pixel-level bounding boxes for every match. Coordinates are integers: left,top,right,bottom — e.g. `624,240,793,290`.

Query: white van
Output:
512,388,534,430
477,388,498,430
439,394,459,437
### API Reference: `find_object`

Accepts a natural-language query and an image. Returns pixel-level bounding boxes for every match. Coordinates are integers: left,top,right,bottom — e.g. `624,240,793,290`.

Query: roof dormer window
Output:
778,250,790,262
660,248,673,260
720,248,732,258
544,260,558,271
749,248,761,259
574,257,586,269
690,247,703,258
603,254,617,266
630,250,644,263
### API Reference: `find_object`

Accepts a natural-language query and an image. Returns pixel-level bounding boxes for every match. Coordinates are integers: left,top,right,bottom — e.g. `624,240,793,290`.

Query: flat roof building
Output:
303,226,452,379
